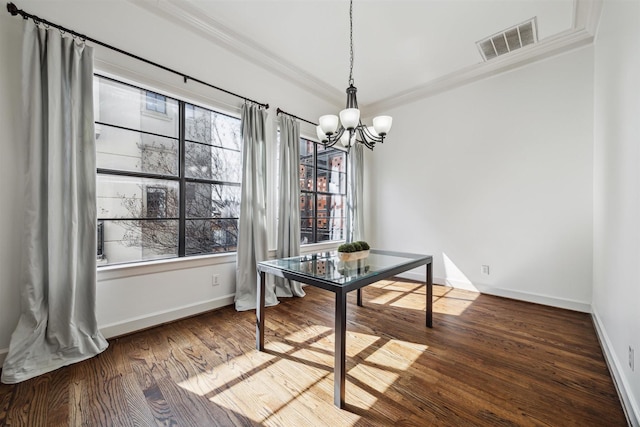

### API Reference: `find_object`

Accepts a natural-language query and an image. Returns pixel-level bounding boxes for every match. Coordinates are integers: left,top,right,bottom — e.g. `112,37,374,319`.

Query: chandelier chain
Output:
348,0,354,86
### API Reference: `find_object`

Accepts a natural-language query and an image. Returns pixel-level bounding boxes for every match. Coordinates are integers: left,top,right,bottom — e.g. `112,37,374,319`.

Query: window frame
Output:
96,74,242,266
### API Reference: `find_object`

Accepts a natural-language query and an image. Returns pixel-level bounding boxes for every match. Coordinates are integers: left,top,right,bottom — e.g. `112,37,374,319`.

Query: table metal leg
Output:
357,288,363,307
334,291,347,408
256,270,266,351
426,262,433,328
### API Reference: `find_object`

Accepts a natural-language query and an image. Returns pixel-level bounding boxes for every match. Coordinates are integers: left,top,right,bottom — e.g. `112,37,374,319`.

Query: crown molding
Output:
127,0,344,107
127,0,602,116
363,27,595,116
363,0,602,116
573,0,603,35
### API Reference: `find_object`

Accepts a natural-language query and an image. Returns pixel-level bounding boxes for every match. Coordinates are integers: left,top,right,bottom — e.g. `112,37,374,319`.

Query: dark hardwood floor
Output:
0,280,627,426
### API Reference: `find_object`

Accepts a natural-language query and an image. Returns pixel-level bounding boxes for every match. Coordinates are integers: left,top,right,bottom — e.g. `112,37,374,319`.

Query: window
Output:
95,75,242,265
146,187,167,218
299,138,347,244
145,91,167,114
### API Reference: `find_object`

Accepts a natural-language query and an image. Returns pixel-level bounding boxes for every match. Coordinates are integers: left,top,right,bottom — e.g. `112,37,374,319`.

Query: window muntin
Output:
95,75,242,266
299,138,347,244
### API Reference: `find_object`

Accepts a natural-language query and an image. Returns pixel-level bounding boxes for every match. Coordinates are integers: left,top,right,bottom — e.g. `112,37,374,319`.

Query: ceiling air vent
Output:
476,17,538,61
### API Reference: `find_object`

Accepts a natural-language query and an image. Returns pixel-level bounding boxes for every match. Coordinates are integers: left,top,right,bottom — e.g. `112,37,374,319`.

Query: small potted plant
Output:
337,241,370,261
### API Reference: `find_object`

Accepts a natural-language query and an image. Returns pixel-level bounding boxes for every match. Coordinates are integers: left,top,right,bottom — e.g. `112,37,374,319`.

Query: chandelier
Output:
316,0,392,150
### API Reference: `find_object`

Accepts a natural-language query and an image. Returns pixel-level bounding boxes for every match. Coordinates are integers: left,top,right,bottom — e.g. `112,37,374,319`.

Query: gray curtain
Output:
346,143,365,242
235,104,279,311
275,115,304,297
1,21,108,384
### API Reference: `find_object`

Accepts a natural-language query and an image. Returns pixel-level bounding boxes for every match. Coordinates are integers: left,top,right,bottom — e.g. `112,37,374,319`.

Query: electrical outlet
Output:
481,265,490,275
212,275,220,287
629,346,635,371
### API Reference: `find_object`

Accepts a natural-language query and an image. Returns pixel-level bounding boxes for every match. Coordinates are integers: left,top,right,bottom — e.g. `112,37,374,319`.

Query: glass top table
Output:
256,249,433,409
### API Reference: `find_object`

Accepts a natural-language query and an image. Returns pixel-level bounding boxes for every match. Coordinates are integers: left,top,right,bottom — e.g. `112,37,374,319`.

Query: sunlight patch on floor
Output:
175,321,434,425
177,349,277,397
179,353,361,426
390,293,425,310
345,331,385,357
433,286,480,316
281,324,333,344
378,282,424,293
364,339,428,371
351,363,400,391
368,290,403,305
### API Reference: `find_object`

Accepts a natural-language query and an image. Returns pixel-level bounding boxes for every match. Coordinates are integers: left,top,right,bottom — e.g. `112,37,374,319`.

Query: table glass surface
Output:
258,250,428,287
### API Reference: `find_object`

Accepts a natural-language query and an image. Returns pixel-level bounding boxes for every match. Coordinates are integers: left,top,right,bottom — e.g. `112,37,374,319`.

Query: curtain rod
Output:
276,108,317,127
5,2,269,109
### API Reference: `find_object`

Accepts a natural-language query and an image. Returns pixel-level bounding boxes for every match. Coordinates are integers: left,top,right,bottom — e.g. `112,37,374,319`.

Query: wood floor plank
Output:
0,281,627,426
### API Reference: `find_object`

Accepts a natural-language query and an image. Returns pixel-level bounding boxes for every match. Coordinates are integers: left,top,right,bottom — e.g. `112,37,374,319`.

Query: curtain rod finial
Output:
7,2,19,16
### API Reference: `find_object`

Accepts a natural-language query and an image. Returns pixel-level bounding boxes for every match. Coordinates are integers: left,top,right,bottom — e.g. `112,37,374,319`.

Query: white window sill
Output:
98,241,343,282
98,252,237,281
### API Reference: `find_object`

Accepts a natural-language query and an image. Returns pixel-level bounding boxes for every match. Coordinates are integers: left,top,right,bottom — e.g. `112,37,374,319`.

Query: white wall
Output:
366,46,595,312
593,0,640,424
0,1,338,364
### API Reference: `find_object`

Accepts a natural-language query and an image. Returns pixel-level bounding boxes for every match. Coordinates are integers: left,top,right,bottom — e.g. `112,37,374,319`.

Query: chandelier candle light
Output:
317,0,392,150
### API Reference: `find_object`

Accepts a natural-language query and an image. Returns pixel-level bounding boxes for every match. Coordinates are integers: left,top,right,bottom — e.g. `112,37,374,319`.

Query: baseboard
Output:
0,295,235,375
592,308,639,427
396,272,591,313
99,294,235,339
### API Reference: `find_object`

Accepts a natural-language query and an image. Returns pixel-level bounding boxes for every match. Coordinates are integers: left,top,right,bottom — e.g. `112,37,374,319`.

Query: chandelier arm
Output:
359,123,384,143
355,127,376,150
325,126,346,147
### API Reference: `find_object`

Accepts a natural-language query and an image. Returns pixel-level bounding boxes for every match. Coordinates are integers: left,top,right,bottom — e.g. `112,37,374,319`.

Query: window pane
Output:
185,219,238,255
97,175,179,219
317,169,346,194
317,146,346,173
99,219,178,265
96,125,178,176
95,76,178,138
300,164,315,191
185,182,240,219
316,194,345,242
185,104,241,150
300,193,314,219
300,218,314,245
185,142,242,182
299,139,315,166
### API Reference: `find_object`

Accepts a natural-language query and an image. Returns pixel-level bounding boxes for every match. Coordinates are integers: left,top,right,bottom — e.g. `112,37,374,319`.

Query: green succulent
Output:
337,243,356,253
356,241,370,250
338,241,370,253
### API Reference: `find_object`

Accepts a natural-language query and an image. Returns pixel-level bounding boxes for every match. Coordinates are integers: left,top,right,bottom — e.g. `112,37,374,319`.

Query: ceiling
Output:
130,0,601,115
